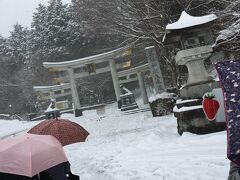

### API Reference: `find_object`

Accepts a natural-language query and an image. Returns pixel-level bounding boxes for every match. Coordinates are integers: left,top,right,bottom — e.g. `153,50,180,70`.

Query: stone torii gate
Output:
42,46,149,115
34,83,71,101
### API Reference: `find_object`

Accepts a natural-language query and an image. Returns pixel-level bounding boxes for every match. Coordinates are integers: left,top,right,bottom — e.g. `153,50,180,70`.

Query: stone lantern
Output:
163,11,225,135
164,11,218,99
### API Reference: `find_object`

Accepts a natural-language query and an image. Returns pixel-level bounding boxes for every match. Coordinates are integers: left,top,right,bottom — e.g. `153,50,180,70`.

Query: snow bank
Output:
149,92,176,103
0,119,40,139
173,105,203,113
176,99,199,104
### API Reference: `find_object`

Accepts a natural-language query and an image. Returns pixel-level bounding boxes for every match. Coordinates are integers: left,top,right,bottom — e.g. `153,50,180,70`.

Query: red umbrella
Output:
28,119,89,146
0,133,68,177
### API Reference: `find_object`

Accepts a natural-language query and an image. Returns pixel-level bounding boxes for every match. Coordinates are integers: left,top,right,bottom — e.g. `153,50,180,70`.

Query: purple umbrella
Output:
216,60,240,165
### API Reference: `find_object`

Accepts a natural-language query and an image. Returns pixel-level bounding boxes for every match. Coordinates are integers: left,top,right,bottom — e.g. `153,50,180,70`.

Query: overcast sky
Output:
0,0,71,37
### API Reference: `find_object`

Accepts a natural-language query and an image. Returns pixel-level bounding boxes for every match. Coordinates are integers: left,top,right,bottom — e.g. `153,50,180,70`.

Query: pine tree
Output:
31,0,72,61
0,35,7,56
7,23,31,63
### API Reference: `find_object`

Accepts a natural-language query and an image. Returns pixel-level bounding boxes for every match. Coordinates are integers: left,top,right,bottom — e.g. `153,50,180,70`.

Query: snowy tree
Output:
5,24,31,63
64,5,96,58
0,24,38,114
31,0,90,61
0,35,7,55
213,0,240,58
31,0,70,61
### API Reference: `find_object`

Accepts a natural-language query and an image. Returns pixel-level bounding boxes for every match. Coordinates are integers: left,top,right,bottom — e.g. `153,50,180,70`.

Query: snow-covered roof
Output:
166,11,217,30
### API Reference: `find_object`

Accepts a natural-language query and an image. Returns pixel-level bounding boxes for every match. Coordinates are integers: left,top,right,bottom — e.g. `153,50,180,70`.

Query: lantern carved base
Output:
174,99,225,135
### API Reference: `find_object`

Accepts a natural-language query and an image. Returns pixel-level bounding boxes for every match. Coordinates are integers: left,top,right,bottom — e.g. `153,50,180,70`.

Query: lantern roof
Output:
166,11,217,30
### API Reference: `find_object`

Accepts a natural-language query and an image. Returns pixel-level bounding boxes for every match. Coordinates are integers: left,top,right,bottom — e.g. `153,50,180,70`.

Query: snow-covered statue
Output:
120,84,130,95
119,85,138,111
45,99,60,119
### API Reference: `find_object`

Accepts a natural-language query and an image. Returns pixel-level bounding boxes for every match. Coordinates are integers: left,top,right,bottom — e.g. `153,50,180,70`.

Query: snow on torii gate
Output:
34,83,71,101
42,46,149,113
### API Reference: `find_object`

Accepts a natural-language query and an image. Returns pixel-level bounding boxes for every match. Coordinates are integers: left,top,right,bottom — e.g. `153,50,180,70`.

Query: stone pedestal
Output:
74,109,83,117
180,80,219,99
186,59,213,85
173,99,225,135
176,45,215,99
45,110,60,120
120,93,138,111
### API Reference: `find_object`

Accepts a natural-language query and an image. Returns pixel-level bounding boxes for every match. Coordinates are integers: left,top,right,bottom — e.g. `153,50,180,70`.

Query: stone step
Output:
121,108,151,115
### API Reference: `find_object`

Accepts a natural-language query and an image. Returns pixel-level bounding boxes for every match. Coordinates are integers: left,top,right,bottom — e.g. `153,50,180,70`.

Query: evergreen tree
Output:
31,0,89,61
0,35,7,55
6,23,31,63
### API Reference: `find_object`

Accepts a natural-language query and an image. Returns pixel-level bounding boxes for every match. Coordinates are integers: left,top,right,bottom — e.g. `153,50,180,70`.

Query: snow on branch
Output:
215,18,240,48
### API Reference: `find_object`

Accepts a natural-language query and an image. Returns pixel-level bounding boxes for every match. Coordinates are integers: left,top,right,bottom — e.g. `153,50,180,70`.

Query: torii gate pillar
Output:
137,72,148,104
109,59,121,102
67,68,82,116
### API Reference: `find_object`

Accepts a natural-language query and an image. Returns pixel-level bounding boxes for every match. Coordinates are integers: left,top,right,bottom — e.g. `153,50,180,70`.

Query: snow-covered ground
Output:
0,119,40,139
0,104,229,180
